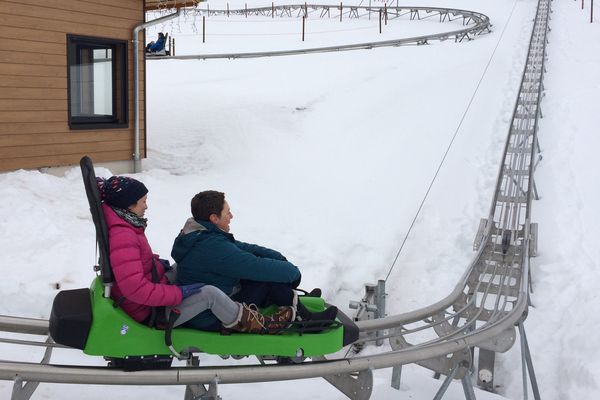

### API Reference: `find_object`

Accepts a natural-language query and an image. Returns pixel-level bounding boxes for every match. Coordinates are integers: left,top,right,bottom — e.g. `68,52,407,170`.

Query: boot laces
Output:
245,303,267,330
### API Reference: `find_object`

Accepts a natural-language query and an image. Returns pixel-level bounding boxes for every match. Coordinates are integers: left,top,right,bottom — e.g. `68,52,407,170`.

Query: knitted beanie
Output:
97,176,148,209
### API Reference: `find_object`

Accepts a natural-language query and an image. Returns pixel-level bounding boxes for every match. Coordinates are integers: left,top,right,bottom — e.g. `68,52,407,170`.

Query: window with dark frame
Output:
67,35,128,130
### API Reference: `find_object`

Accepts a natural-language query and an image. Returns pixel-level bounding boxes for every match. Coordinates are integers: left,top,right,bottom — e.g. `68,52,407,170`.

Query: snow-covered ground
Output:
1,0,599,398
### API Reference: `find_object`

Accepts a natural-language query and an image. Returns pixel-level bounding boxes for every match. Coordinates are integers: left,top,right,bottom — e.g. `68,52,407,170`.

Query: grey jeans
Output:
171,285,240,327
165,265,240,327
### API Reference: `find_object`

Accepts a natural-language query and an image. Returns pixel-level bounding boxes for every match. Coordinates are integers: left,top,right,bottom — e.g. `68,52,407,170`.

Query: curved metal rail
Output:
147,5,491,60
0,0,549,398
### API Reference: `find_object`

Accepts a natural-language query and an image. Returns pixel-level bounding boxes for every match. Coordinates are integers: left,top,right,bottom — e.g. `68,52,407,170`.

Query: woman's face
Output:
128,194,148,217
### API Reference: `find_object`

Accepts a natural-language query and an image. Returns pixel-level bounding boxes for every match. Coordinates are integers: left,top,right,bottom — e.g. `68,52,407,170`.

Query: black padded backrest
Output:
80,156,113,285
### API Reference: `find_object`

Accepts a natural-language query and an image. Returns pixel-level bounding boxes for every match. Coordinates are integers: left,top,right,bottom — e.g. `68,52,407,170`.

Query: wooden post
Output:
227,3,229,17
172,38,175,56
202,16,206,43
302,16,305,41
272,2,275,18
340,2,343,22
369,0,371,20
582,0,584,9
379,9,382,33
245,3,248,18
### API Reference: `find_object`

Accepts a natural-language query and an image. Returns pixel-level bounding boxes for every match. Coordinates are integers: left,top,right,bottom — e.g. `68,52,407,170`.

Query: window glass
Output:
92,48,113,116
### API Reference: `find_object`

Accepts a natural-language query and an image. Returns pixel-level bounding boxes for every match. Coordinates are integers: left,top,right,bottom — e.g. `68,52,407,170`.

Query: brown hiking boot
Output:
223,303,293,334
224,303,267,333
265,306,296,332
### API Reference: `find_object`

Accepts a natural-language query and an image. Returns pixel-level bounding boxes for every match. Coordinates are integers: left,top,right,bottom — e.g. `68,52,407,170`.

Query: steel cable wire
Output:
383,0,520,282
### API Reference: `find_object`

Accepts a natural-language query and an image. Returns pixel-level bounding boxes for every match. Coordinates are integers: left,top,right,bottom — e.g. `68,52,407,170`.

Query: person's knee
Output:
201,285,227,306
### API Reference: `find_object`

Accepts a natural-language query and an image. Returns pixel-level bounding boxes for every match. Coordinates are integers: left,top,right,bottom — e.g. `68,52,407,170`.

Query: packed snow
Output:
1,0,599,398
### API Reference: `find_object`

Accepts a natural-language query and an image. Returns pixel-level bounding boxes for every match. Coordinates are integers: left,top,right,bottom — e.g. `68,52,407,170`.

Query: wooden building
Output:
0,0,198,172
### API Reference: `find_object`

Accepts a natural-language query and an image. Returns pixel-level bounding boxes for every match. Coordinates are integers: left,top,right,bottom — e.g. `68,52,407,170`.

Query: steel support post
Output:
322,369,373,400
375,279,386,345
185,385,208,400
350,280,387,349
391,365,402,389
461,375,477,400
477,349,495,391
518,322,541,400
432,362,461,400
184,379,220,400
532,179,540,200
312,355,373,399
11,377,33,400
184,356,222,400
10,337,53,400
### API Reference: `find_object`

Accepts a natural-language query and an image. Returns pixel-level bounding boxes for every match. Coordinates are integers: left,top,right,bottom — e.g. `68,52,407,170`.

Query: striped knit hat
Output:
97,176,148,209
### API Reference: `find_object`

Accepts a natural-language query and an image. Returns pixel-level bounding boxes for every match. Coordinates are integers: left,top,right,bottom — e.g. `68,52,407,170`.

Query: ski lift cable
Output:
383,0,519,283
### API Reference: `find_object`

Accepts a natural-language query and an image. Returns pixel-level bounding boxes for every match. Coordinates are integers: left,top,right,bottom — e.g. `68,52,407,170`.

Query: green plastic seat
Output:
84,278,348,358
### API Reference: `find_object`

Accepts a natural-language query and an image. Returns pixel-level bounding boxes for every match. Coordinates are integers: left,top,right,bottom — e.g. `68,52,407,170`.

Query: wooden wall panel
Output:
1,2,140,28
0,26,65,44
0,38,66,55
0,131,132,147
0,63,66,77
0,75,67,89
0,87,67,100
7,0,142,20
0,0,147,171
0,140,133,159
0,99,66,111
0,150,144,171
0,14,135,38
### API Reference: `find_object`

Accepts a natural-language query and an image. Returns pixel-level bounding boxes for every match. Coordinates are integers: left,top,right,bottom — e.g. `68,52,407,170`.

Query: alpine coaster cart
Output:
48,156,358,372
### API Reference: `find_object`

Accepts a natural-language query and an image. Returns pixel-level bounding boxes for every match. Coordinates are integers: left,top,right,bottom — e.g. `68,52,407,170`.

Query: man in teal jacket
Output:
172,190,336,331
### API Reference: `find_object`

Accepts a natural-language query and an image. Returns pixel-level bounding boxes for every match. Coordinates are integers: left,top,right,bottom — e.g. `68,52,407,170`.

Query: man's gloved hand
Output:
179,283,206,299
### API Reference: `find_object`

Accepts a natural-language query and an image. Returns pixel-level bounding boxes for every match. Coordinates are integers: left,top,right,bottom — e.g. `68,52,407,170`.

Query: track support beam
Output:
349,279,387,350
432,362,477,400
518,322,541,400
322,368,373,400
10,337,53,400
477,349,495,391
184,356,222,400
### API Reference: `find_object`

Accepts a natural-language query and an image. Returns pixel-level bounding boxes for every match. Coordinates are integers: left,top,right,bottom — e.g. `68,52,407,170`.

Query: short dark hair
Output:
191,190,225,221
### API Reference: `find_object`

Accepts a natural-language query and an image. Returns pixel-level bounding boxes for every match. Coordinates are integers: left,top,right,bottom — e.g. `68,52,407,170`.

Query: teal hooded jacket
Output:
171,218,301,328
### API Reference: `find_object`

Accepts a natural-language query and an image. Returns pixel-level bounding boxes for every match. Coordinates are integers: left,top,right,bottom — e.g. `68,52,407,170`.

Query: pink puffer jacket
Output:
103,204,182,323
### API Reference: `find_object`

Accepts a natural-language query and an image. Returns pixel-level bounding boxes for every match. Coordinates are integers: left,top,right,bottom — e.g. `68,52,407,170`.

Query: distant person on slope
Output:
171,190,337,332
98,176,294,334
146,32,166,53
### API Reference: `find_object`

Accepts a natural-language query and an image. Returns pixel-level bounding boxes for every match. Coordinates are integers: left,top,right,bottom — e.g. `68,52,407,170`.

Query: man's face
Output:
213,200,233,232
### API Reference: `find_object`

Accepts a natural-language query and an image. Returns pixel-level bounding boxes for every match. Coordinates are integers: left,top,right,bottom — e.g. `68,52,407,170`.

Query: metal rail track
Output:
146,5,491,60
0,0,549,398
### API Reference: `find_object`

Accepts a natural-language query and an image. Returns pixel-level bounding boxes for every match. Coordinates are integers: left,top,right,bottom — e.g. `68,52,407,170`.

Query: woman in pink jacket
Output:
98,176,294,333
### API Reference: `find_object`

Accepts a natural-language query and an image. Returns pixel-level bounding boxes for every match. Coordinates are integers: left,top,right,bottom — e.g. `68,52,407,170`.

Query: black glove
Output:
159,258,172,271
